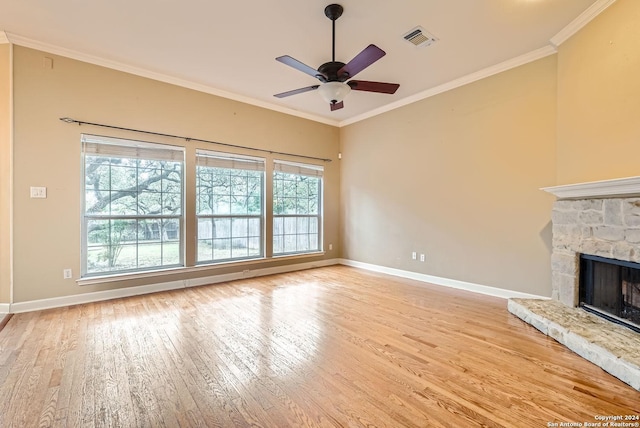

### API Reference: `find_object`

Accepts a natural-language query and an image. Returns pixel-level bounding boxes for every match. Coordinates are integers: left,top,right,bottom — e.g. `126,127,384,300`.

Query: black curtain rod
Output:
59,117,332,163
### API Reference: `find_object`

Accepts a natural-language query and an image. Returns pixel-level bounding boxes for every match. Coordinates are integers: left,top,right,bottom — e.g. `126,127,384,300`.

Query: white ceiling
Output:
0,0,602,126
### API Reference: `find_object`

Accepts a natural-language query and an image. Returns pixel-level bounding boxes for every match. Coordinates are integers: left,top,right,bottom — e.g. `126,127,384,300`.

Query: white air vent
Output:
403,26,438,48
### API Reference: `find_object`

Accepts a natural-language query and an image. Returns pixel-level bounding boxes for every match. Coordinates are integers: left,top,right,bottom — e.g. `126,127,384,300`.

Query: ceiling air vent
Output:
403,26,438,48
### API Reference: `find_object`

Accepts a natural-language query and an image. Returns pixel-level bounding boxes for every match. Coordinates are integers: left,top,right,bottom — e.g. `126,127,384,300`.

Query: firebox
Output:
579,254,640,333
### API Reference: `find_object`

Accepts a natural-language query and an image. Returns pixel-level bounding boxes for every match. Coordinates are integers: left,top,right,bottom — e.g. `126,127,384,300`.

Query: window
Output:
196,150,265,263
273,160,323,255
82,135,184,276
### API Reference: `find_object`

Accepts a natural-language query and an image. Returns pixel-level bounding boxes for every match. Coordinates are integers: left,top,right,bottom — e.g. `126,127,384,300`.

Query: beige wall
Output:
0,43,10,304
340,56,557,296
12,46,340,302
557,0,640,184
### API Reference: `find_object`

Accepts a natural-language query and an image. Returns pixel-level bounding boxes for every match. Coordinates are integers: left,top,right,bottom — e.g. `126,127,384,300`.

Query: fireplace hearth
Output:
579,254,640,333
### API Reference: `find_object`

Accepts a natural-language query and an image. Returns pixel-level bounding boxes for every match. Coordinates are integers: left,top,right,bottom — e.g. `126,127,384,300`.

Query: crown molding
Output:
550,0,618,47
5,32,340,127
2,0,618,128
541,176,640,200
340,44,557,127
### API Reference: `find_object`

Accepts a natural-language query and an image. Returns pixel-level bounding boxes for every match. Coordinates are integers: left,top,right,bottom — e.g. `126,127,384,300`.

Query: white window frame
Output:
272,159,323,256
81,134,185,277
196,150,265,264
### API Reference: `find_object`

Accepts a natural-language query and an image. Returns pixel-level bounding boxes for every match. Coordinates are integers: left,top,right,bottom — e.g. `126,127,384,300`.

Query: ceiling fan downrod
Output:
324,4,343,63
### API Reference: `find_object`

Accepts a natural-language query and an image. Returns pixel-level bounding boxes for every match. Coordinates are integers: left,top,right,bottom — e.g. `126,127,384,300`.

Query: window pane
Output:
231,175,248,195
138,192,162,215
198,218,213,239
273,236,283,254
232,218,248,238
162,241,180,265
230,196,248,215
197,195,212,215
198,240,213,262
162,192,182,215
297,217,309,233
248,237,261,257
273,217,283,236
284,235,296,253
284,217,296,235
110,165,137,191
138,242,160,268
214,218,231,239
110,192,137,215
213,239,231,259
248,218,261,237
162,219,180,242
247,196,261,215
213,196,231,215
232,238,249,258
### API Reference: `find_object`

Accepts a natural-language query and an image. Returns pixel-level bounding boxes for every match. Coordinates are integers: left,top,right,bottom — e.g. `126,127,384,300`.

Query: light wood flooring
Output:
0,265,638,427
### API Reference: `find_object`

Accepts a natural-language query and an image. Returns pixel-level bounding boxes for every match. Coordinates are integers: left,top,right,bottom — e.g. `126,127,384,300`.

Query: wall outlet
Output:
412,251,417,260
420,254,426,262
329,244,333,251
63,269,72,279
30,186,47,199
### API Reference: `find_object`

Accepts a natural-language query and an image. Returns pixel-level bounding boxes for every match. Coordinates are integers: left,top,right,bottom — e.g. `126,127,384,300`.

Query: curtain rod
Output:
59,117,332,163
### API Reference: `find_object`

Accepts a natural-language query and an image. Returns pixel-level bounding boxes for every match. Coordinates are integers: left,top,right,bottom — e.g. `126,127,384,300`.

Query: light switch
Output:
30,187,47,198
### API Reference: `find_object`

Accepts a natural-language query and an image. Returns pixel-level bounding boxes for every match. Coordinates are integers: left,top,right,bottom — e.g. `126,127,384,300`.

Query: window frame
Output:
195,150,266,265
272,159,324,257
81,134,185,277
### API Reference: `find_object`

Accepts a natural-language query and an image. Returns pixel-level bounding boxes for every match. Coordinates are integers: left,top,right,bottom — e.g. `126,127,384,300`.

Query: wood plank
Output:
0,265,638,427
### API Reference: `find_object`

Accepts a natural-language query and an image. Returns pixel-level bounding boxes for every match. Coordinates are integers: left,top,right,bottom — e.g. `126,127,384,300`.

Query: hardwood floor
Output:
0,266,638,427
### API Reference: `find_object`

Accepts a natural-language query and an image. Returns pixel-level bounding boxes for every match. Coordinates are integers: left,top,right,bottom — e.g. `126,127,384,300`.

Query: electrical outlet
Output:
420,254,426,262
63,269,72,279
329,244,333,251
30,186,47,199
412,251,417,260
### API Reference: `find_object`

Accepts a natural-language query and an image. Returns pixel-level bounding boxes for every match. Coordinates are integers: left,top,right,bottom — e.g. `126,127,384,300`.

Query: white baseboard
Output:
0,303,10,314
339,259,548,300
7,257,546,313
9,258,339,313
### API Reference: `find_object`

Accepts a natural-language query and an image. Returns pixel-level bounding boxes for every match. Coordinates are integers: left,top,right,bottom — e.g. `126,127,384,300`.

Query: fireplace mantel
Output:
541,176,640,200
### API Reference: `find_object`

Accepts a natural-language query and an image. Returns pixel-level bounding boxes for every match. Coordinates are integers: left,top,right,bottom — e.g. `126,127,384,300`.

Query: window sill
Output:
77,252,326,286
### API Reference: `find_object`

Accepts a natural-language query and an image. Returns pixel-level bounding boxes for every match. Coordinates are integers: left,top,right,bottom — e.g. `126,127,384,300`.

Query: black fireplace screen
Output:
579,254,640,328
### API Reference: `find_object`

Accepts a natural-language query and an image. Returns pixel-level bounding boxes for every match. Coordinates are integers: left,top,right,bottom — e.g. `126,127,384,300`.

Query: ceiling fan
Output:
274,3,400,111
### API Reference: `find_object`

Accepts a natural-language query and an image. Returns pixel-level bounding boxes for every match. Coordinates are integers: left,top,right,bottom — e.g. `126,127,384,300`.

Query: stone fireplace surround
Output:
508,176,640,391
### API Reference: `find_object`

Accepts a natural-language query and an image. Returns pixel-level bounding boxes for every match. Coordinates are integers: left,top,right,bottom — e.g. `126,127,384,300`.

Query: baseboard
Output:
7,257,544,313
339,259,548,300
9,258,340,313
0,303,10,314
9,279,186,313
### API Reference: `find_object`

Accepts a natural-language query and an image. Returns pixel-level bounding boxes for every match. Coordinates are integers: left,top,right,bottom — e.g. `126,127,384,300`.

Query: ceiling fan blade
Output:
337,44,386,79
347,80,400,94
274,85,320,98
276,55,326,80
330,101,344,111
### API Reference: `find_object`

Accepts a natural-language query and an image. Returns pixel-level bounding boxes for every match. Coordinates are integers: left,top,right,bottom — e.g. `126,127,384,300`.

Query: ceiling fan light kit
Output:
318,81,351,105
274,3,400,111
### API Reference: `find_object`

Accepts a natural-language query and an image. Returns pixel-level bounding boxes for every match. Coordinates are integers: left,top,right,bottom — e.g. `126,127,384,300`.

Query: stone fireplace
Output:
508,177,640,391
549,191,640,310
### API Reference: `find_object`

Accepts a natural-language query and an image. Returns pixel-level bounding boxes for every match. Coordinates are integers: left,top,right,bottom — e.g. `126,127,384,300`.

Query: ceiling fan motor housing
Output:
318,61,348,82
